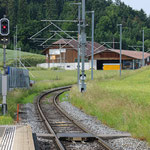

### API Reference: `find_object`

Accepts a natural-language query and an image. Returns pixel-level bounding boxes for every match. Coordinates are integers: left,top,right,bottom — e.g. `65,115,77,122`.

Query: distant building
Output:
87,48,150,70
39,39,150,70
41,39,107,70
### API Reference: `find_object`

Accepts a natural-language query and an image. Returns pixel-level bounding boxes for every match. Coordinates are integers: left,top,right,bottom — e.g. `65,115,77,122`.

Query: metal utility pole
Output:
80,0,86,92
0,16,10,115
86,11,94,80
69,2,81,84
2,42,8,115
118,24,122,77
142,29,145,67
14,35,16,63
3,44,6,74
91,11,94,80
113,37,115,49
77,4,81,84
18,48,21,67
14,25,18,67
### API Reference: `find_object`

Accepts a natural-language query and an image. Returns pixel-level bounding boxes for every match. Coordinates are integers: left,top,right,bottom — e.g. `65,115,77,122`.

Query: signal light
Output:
0,18,9,36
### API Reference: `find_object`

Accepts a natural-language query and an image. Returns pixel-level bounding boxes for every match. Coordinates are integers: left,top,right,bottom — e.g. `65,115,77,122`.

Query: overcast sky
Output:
113,0,150,16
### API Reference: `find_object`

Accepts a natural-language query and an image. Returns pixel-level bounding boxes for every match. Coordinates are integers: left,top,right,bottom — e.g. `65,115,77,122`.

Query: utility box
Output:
2,75,7,96
103,63,121,70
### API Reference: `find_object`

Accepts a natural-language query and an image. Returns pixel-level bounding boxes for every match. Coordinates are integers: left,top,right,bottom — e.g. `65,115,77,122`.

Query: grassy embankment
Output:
65,66,150,143
0,48,45,67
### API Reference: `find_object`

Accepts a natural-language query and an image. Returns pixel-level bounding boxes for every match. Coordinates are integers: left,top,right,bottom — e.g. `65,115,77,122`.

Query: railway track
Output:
36,86,114,150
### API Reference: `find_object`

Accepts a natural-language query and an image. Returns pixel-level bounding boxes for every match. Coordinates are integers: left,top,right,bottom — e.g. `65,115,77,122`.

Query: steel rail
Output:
36,85,113,150
54,90,114,150
36,86,71,150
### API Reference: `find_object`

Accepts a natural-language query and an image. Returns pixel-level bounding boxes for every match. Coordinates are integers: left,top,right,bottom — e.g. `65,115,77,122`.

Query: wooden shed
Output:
87,49,150,70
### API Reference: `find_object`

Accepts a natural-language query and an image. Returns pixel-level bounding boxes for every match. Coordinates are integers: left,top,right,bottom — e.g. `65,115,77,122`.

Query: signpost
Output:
0,16,10,115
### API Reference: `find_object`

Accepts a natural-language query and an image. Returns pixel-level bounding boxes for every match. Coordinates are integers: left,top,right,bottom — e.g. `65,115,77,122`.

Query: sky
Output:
113,0,150,16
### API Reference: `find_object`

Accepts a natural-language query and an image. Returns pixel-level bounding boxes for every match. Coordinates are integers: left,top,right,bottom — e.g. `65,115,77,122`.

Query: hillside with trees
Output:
0,0,150,53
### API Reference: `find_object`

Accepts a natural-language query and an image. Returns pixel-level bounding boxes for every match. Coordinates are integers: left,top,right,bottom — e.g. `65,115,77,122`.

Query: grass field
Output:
0,48,45,68
69,66,150,143
0,65,150,143
0,48,42,61
0,69,124,123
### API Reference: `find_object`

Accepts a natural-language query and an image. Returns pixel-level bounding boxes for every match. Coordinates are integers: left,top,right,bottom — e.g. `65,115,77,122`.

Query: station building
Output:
39,39,150,70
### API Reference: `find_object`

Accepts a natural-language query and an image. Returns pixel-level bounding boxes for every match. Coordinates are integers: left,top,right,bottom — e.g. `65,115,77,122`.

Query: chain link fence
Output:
0,67,30,94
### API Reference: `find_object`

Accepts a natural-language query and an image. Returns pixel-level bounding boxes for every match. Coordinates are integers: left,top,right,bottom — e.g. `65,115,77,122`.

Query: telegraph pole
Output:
142,29,145,67
80,0,86,92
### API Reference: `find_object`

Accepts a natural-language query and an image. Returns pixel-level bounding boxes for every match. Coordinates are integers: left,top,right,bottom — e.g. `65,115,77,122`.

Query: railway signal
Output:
0,16,10,115
0,18,9,36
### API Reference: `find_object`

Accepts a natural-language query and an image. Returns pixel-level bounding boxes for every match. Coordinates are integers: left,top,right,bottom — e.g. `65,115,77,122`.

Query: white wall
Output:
89,60,97,70
37,62,91,70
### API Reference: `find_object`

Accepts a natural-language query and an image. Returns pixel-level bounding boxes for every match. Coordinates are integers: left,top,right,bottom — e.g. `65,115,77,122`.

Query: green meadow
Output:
0,69,122,123
0,65,150,144
69,66,150,143
0,48,41,61
0,48,45,67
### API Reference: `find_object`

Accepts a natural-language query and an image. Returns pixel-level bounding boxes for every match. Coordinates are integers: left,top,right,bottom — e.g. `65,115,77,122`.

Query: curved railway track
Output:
36,86,114,150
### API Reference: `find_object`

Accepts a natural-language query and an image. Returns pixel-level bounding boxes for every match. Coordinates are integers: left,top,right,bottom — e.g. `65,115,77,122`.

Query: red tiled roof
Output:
110,49,150,59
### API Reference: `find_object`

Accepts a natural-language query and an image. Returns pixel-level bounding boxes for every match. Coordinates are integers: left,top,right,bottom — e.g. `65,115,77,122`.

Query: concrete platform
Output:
0,125,35,150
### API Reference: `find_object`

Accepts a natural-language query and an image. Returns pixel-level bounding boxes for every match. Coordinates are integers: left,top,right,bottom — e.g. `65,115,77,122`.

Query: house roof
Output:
43,39,150,60
52,39,107,56
109,49,150,60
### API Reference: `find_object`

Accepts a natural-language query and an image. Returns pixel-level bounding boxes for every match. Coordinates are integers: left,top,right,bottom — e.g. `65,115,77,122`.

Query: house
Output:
41,39,107,70
39,39,150,70
87,48,150,70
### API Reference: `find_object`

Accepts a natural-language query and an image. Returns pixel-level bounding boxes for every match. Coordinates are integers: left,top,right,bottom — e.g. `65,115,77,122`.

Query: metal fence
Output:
0,73,2,94
0,67,30,94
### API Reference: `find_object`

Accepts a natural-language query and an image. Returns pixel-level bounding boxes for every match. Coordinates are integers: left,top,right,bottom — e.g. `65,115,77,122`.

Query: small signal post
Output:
0,16,10,115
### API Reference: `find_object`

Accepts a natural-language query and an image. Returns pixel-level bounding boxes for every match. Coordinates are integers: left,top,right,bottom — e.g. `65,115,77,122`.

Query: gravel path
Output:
19,103,47,133
19,103,58,150
60,101,150,150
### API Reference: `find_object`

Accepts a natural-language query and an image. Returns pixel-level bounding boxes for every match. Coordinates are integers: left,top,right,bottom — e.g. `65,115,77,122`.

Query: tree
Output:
45,0,58,19
8,0,17,27
18,0,29,25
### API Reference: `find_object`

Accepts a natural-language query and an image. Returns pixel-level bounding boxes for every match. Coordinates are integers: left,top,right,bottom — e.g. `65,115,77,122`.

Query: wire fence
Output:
0,67,30,94
0,74,2,94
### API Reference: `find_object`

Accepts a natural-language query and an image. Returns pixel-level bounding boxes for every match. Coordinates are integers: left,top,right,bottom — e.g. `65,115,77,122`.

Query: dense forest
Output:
0,0,150,53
